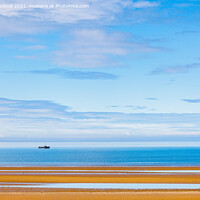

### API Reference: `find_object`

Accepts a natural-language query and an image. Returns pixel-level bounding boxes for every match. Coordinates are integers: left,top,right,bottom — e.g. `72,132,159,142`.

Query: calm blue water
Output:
0,147,199,166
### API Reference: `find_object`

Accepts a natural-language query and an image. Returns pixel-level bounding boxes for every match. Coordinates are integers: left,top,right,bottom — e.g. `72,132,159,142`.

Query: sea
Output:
0,142,199,166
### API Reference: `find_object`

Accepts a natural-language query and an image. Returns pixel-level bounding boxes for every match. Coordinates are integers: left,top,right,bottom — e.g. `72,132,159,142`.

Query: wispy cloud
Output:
0,0,159,25
108,105,147,110
175,30,197,35
174,3,195,7
23,45,47,50
15,55,37,60
182,99,200,103
0,15,52,36
151,63,200,74
124,105,147,110
0,0,155,35
0,0,130,24
3,68,118,80
0,97,200,141
0,0,198,36
146,98,158,100
54,29,161,68
0,97,70,119
132,1,160,8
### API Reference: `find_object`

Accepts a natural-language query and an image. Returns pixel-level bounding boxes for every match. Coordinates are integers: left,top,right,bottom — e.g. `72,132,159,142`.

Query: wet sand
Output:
0,167,199,183
0,192,200,200
0,167,200,199
0,174,200,183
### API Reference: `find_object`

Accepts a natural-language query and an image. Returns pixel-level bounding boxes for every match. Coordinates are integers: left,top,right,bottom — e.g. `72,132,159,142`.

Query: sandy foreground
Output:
0,166,200,183
0,167,200,199
0,192,200,200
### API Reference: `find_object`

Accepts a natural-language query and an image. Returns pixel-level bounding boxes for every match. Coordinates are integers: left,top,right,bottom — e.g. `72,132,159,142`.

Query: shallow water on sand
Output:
1,183,200,190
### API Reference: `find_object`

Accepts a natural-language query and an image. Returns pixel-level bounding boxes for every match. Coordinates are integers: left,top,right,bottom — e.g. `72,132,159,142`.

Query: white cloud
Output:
15,55,37,59
151,63,200,74
0,98,70,119
0,97,200,141
0,0,160,35
4,68,119,80
132,1,160,8
174,3,194,8
0,0,131,24
23,45,47,50
53,29,160,68
0,13,55,36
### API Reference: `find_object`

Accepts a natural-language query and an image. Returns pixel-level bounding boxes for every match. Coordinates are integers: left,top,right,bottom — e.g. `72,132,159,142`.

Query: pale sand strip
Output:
0,192,200,200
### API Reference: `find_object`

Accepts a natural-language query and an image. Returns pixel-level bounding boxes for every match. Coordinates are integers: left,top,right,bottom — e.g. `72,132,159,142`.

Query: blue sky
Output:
0,0,200,143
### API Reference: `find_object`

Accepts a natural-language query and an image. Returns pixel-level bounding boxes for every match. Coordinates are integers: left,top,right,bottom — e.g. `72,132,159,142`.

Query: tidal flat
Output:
0,167,200,199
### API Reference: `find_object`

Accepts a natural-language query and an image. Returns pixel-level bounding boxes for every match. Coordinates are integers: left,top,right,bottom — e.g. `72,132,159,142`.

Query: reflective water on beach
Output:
0,169,200,175
0,170,200,172
1,183,200,190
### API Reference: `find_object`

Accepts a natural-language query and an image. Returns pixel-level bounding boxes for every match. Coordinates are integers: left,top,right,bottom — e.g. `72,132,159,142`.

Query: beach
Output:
0,192,200,200
0,167,200,199
0,166,200,183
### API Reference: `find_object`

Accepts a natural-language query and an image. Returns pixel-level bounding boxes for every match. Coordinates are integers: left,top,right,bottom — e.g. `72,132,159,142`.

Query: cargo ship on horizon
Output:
38,146,50,149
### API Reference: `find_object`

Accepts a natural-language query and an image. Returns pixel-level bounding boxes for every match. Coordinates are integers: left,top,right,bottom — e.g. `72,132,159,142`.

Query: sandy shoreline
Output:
0,174,200,183
0,167,200,199
0,166,199,183
0,192,200,200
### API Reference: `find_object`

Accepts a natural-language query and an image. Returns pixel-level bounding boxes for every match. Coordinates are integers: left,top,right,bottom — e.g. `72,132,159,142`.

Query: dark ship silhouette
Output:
38,146,50,149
